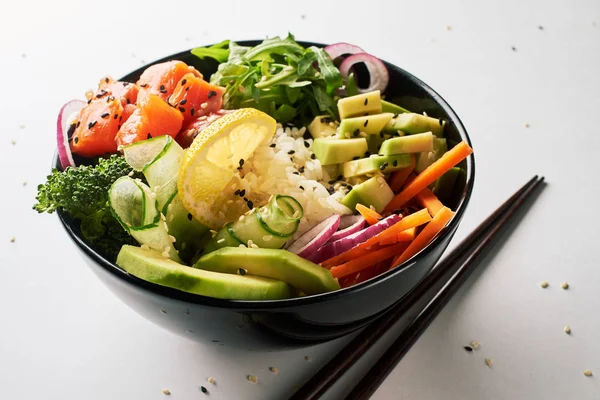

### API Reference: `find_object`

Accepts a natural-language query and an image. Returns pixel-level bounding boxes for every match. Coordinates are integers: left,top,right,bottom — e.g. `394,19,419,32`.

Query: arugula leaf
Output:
312,85,334,111
298,51,318,75
243,35,304,61
311,46,343,94
228,41,249,61
191,41,231,63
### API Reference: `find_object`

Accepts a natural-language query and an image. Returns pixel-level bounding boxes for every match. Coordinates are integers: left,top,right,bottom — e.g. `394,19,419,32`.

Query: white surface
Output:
1,0,599,399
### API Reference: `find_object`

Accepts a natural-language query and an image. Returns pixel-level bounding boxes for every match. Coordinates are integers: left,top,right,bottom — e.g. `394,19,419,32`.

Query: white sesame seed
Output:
262,235,272,241
239,244,246,248
329,122,335,127
561,281,569,290
584,370,593,377
168,214,175,222
540,281,549,288
141,244,150,250
484,358,492,368
161,214,167,221
247,240,254,247
260,76,267,82
250,243,259,249
162,251,170,258
210,230,217,237
162,388,171,395
9,236,16,243
218,211,225,219
208,377,216,384
201,102,208,109
168,235,176,243
217,238,225,244
471,341,480,350
246,375,258,383
238,215,245,222
564,325,571,334
128,171,134,177
269,367,279,374
150,192,157,199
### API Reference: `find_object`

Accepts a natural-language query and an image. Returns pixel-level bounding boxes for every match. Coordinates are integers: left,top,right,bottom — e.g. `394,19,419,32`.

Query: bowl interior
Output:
56,40,474,309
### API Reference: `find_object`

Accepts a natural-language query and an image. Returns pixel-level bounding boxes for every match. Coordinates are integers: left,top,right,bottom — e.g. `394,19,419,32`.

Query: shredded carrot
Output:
321,209,431,267
415,187,444,217
379,227,416,246
356,204,382,225
390,206,455,268
331,242,410,279
389,155,416,192
384,141,472,212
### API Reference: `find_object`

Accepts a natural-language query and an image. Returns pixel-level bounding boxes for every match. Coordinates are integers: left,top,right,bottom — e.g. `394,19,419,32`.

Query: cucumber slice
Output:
381,100,411,114
415,138,447,173
380,132,434,155
203,195,303,253
109,177,180,262
383,113,445,137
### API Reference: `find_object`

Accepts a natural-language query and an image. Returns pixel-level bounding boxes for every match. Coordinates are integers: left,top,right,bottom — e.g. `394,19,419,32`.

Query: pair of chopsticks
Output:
290,175,545,400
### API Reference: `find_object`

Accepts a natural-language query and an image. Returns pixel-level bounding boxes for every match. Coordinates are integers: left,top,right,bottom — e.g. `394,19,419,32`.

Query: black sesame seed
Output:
299,166,305,173
243,197,248,202
200,386,208,394
114,114,119,120
379,162,388,171
288,150,295,155
380,132,384,138
100,112,109,119
96,90,107,98
147,133,152,139
73,136,79,144
140,83,148,88
304,140,310,148
393,160,398,167
299,185,304,190
328,179,336,184
87,99,92,104
303,130,312,140
88,121,97,129
364,98,368,105
185,86,190,91
393,113,399,118
464,346,473,352
327,186,335,194
179,107,186,113
352,156,360,160
239,189,246,197
238,268,247,276
160,85,165,90
118,125,121,129
347,185,353,190
270,143,276,148
234,189,241,195
311,153,316,159
239,159,245,167
67,124,76,138
364,151,371,157
126,98,131,104
76,121,81,128
105,77,109,83
439,118,444,126
293,171,300,175
181,79,187,86
364,119,369,127
353,129,359,137
179,99,187,105
190,108,195,116
187,213,193,221
208,90,217,99
337,175,343,181
247,200,253,209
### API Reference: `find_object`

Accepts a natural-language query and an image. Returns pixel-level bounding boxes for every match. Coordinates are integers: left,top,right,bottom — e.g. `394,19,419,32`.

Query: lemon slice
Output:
178,108,276,229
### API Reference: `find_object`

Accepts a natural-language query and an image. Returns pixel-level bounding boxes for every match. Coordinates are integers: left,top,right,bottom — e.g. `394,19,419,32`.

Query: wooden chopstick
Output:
346,176,545,399
289,175,544,400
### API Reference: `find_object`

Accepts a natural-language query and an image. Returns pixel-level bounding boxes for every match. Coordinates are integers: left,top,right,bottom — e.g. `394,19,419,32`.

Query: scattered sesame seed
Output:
304,355,311,361
446,25,452,31
270,143,276,148
217,238,225,244
363,120,369,127
22,181,27,186
179,107,186,113
179,99,187,105
463,346,473,352
269,367,279,374
538,25,544,30
288,150,296,155
524,123,530,128
161,388,171,395
208,90,217,99
512,46,517,52
11,140,16,145
311,153,316,160
88,121,97,129
100,112,109,119
364,98,369,106
200,385,208,394
540,281,549,288
73,137,78,144
484,358,493,368
471,341,480,350
561,281,569,290
262,235,272,241
584,370,593,377
239,189,246,197
201,102,208,109
208,377,216,385
10,236,16,243
564,325,571,334
247,200,254,209
187,213,193,221
246,375,258,383
210,230,217,237
160,309,167,314
191,108,195,116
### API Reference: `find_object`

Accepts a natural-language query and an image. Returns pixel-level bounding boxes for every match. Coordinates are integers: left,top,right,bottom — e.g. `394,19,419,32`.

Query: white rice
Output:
234,124,352,237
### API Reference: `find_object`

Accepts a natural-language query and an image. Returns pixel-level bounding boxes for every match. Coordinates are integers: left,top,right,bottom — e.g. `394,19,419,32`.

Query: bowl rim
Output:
55,39,475,310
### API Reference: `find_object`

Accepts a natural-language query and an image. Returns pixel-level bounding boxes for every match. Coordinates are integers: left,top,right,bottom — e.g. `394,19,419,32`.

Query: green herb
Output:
191,34,343,126
34,155,138,260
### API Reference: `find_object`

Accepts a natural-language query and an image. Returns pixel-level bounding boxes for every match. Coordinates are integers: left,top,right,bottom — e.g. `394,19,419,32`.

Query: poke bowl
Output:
39,37,475,349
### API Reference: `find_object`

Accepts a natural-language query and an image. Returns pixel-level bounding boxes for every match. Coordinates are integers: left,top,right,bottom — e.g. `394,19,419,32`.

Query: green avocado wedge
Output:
193,247,340,295
116,245,293,300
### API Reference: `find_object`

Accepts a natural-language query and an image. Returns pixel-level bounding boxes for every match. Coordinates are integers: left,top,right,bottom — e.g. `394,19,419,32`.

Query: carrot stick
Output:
321,209,431,267
415,187,444,217
356,204,382,225
388,155,416,192
384,141,473,212
396,227,416,242
331,242,410,279
342,261,390,288
390,206,455,268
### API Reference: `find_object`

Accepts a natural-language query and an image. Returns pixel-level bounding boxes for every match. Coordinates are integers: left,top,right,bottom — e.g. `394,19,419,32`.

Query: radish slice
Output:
310,214,401,264
328,215,366,243
339,53,389,93
287,215,341,259
324,42,365,61
57,99,86,169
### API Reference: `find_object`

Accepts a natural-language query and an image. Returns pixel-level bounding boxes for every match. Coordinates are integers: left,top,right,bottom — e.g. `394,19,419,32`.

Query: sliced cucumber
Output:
381,100,411,115
109,177,180,262
203,195,303,253
380,132,434,155
383,113,445,137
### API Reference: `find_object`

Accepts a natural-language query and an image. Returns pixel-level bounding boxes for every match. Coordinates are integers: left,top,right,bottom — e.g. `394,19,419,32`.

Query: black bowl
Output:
56,40,475,350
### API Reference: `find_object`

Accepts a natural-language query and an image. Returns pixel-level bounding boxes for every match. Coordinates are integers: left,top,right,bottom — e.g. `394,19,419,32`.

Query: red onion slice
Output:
328,215,366,243
57,99,86,169
310,214,401,264
287,215,341,259
324,42,365,61
339,53,389,93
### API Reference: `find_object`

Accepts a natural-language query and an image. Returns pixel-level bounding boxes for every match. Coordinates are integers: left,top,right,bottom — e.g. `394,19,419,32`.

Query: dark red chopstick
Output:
289,175,544,400
346,176,545,399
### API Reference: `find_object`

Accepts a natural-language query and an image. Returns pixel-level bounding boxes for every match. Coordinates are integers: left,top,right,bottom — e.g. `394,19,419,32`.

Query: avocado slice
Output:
380,132,434,155
337,91,383,119
312,137,368,165
381,100,411,114
339,113,394,138
308,115,338,139
383,113,445,137
193,247,340,295
116,245,293,300
342,154,413,178
341,175,394,213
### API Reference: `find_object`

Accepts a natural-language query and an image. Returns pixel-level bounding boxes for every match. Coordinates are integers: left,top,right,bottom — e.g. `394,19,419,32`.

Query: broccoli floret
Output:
34,155,139,261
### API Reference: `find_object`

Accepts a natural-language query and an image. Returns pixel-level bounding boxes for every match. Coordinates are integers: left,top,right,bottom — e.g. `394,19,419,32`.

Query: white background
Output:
1,0,599,399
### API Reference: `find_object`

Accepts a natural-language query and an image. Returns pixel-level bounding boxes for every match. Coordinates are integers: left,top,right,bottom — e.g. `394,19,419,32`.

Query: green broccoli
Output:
34,155,139,261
